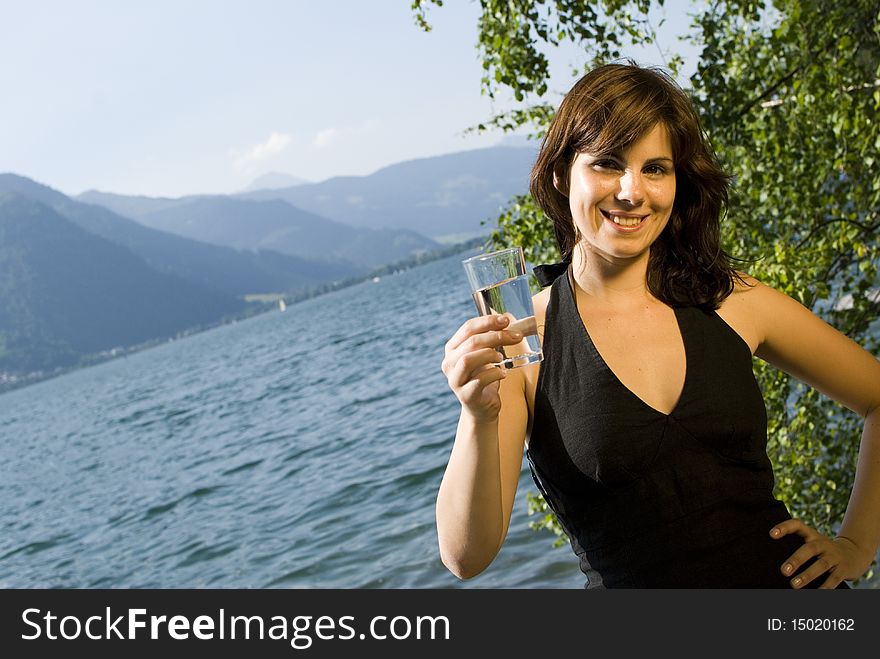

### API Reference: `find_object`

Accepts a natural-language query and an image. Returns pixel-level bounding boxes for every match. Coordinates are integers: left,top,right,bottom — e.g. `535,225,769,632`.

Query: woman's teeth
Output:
611,215,645,227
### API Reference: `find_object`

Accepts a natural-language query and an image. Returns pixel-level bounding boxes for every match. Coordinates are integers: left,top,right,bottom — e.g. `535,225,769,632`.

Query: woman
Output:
437,62,880,588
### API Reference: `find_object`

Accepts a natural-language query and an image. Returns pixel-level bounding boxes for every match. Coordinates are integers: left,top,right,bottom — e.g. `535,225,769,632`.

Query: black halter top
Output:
526,264,805,588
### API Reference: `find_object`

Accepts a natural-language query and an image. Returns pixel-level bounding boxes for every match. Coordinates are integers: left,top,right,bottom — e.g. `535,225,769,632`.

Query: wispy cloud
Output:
312,127,351,149
235,132,292,170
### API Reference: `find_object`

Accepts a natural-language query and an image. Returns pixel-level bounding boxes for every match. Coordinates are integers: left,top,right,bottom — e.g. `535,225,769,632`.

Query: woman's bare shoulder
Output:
532,286,552,334
727,271,794,311
731,270,761,293
532,285,552,314
719,270,768,312
715,271,765,353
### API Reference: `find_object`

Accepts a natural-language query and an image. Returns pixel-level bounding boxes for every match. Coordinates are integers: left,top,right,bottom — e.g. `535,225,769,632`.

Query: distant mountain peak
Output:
243,172,310,192
0,173,70,204
232,144,535,239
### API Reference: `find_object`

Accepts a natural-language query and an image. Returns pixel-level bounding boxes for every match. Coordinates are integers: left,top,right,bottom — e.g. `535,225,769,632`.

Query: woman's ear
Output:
552,162,569,197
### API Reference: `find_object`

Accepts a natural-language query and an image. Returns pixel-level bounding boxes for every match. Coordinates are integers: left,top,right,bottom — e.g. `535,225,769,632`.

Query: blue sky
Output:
0,1,699,198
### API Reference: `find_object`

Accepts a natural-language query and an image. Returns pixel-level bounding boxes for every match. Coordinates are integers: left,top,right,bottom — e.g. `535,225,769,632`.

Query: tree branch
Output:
794,215,879,250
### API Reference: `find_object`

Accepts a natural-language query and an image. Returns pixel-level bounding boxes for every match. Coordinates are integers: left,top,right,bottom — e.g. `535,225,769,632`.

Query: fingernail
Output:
496,315,507,323
771,528,781,537
792,576,802,587
510,331,522,339
783,563,792,574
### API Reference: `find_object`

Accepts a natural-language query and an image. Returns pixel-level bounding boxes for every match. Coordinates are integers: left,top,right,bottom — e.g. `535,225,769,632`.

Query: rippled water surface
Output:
0,253,582,588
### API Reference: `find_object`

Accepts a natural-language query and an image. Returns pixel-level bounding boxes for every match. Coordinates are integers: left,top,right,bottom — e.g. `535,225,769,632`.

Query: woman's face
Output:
559,123,676,264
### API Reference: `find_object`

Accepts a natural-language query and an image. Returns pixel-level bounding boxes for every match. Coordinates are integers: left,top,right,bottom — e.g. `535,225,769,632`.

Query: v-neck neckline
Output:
563,268,690,419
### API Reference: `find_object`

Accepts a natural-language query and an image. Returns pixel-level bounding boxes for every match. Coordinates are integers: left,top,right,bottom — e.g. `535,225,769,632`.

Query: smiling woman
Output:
436,62,880,589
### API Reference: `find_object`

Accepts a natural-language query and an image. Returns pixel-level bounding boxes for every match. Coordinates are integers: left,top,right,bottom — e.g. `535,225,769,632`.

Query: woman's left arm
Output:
748,278,880,588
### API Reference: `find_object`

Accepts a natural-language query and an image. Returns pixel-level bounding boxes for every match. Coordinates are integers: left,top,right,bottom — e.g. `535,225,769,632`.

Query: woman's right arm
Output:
436,314,530,579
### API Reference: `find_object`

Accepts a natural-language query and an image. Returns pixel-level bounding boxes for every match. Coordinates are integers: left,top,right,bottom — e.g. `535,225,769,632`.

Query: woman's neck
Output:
570,245,653,308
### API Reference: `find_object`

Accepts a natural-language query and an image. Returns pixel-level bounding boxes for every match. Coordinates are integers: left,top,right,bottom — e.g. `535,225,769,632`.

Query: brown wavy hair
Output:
530,62,744,310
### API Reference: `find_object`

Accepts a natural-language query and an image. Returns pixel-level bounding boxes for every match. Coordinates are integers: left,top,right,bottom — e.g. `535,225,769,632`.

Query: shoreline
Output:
0,237,488,396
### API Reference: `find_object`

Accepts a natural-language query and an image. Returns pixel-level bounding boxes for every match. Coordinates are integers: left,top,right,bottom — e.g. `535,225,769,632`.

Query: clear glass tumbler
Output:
461,246,543,368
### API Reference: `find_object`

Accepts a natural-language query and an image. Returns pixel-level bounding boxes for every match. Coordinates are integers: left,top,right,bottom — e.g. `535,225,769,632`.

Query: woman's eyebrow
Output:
585,153,674,164
583,151,623,161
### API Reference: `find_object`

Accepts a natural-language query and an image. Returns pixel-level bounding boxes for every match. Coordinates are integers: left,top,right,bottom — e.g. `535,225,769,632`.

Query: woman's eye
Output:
592,160,619,171
644,165,667,176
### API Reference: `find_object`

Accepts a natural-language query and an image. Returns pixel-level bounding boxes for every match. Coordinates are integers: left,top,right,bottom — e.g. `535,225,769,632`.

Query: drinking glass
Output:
461,246,543,368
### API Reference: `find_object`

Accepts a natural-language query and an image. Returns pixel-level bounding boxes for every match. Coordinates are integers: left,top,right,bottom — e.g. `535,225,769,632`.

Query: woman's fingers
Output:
447,348,504,388
445,314,509,354
440,314,528,420
769,519,814,541
442,326,524,379
444,316,527,356
770,520,849,589
786,545,833,588
458,364,507,405
771,520,819,586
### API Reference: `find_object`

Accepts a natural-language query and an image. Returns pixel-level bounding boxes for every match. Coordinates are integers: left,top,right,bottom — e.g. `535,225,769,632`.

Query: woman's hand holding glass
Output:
440,314,524,424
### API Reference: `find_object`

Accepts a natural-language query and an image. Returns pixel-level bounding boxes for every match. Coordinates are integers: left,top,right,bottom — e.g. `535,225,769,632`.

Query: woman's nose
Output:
615,169,644,205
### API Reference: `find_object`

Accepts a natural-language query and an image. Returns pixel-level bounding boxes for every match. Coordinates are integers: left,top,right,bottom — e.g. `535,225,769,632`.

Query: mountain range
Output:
0,144,534,385
0,192,244,374
75,193,440,269
236,146,537,240
0,174,359,298
80,144,538,243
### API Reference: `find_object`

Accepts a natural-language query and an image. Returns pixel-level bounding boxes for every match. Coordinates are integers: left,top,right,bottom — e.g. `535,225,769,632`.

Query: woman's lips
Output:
601,209,649,233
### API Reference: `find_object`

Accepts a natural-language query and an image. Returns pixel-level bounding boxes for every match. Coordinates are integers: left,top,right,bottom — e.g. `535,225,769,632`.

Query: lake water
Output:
2,251,875,589
0,252,582,588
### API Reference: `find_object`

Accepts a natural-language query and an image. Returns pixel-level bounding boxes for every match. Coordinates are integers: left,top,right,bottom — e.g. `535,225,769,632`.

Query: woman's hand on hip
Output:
770,519,875,588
